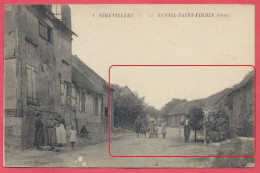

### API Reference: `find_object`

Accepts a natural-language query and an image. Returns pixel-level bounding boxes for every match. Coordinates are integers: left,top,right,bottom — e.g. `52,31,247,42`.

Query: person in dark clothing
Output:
148,120,155,138
180,114,191,143
34,113,45,150
134,116,142,138
80,125,91,139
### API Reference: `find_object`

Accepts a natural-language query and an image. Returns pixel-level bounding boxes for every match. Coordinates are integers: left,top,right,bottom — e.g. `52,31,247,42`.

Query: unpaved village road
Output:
4,128,254,168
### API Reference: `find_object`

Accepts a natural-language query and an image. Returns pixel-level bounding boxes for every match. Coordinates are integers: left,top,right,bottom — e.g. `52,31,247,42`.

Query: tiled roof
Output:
72,55,115,91
72,64,103,94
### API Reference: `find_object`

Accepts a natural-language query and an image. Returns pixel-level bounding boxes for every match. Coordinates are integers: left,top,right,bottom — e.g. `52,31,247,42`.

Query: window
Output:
105,107,108,117
60,82,65,106
26,65,39,105
60,81,70,107
65,82,70,105
94,96,99,115
71,85,77,108
81,92,85,112
39,20,53,43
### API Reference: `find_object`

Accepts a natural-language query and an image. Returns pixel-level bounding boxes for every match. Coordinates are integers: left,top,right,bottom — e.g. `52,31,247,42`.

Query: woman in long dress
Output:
34,113,45,150
46,114,57,150
55,115,67,146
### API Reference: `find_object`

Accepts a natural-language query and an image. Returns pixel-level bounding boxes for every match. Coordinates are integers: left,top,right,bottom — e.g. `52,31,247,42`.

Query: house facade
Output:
4,5,75,148
4,5,114,148
166,100,201,128
71,55,115,139
229,72,255,137
167,114,185,128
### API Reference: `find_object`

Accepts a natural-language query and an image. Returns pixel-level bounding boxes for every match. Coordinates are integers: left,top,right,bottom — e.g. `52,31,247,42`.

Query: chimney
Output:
61,5,71,29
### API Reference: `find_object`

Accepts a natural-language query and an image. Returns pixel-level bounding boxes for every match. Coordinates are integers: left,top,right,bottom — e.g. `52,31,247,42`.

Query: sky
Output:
69,5,254,109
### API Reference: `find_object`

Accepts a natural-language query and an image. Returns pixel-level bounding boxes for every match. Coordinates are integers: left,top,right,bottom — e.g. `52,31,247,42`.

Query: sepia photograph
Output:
3,4,255,168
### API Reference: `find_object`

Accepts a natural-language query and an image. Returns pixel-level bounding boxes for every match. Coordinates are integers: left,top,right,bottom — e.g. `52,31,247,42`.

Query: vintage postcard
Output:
3,4,255,167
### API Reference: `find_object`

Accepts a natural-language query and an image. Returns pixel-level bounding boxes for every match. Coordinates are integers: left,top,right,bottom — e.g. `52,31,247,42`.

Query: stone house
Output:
166,100,201,127
4,5,76,148
71,55,115,139
4,5,114,148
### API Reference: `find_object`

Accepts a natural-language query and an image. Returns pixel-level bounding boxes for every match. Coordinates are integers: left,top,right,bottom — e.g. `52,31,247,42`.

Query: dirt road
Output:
4,128,254,168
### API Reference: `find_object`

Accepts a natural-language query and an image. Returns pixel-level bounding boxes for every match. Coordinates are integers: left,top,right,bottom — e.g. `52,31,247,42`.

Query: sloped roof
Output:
72,65,103,94
167,100,201,116
72,55,115,91
113,86,135,99
229,70,254,94
167,89,231,116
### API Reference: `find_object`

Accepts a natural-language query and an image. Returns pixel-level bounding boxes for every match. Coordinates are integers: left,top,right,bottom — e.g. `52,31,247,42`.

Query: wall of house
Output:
231,78,254,137
4,6,23,148
167,115,183,128
4,5,72,148
72,56,114,132
71,84,105,138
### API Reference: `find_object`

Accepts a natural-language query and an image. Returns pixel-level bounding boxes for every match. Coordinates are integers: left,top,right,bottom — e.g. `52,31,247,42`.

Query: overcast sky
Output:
70,5,254,109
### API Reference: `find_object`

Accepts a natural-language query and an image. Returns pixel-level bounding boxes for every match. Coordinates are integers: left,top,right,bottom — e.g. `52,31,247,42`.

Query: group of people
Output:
179,111,216,144
134,116,168,139
34,113,78,151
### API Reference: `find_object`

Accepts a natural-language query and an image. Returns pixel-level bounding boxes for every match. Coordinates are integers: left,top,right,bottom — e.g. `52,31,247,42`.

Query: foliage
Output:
146,106,160,119
112,84,147,129
188,106,204,130
237,116,254,137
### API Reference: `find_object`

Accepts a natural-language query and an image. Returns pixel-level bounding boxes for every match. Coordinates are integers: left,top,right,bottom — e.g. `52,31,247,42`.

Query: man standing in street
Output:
180,114,191,143
134,116,142,138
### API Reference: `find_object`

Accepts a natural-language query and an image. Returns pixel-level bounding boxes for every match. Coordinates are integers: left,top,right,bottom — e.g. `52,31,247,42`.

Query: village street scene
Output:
4,5,255,168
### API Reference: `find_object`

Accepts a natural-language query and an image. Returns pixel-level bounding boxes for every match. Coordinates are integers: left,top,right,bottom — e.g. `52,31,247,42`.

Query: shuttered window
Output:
94,96,99,115
71,85,77,108
26,65,39,105
81,92,86,112
39,20,53,43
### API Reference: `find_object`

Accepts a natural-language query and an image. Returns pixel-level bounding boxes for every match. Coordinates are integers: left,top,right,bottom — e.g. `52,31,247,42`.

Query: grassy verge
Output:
213,137,254,167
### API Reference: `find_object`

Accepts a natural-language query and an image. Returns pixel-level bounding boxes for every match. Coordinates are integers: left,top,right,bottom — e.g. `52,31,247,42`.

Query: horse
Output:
202,110,215,144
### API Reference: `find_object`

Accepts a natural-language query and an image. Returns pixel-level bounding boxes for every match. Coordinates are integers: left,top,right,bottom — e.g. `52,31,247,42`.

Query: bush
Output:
237,119,254,137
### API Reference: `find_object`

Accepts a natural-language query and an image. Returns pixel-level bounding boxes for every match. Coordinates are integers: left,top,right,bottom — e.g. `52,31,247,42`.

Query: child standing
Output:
69,126,77,149
161,121,167,139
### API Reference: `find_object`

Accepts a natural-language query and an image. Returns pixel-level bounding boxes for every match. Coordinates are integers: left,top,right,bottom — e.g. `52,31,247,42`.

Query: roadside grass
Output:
213,137,254,167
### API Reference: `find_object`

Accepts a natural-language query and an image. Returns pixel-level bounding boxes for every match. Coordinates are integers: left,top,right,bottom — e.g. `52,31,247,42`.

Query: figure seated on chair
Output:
79,125,91,139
